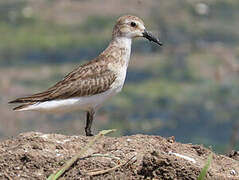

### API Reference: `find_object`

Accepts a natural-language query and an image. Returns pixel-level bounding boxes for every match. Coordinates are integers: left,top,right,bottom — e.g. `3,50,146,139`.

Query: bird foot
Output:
85,128,94,136
86,132,94,136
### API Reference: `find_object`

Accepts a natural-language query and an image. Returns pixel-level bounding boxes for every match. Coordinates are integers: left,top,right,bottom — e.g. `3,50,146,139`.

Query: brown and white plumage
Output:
10,52,118,104
9,15,162,136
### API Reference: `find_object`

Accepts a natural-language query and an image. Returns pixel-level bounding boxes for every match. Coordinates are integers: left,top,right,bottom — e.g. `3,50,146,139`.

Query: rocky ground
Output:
0,132,238,180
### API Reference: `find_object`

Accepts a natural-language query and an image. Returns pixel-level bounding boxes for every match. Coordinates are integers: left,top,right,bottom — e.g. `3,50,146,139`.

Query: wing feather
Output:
9,60,116,103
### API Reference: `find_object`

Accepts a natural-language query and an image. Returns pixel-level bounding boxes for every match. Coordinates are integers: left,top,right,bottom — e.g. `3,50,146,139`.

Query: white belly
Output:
19,88,121,113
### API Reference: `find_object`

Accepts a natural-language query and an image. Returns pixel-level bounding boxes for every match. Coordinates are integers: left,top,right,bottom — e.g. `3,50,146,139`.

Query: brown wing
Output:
9,60,116,103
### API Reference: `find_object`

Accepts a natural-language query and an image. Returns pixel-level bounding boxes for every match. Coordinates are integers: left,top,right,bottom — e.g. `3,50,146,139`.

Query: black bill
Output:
142,30,163,46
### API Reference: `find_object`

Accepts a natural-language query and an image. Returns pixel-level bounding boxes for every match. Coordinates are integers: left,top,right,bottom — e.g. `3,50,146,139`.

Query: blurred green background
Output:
1,0,239,153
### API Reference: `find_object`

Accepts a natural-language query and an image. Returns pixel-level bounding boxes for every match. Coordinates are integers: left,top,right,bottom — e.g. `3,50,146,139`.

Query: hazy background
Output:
1,0,239,153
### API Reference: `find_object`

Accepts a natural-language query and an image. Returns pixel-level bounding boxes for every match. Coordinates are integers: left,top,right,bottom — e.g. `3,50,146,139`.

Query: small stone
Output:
230,169,237,176
167,136,175,143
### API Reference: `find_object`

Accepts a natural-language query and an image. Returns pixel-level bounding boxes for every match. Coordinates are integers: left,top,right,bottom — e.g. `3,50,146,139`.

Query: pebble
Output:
230,169,237,176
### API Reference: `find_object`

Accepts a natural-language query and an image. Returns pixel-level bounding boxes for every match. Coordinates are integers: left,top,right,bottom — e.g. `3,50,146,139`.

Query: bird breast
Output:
108,54,130,93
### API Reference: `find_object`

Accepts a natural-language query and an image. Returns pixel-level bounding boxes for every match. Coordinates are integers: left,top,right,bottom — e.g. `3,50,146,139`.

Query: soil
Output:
0,132,238,180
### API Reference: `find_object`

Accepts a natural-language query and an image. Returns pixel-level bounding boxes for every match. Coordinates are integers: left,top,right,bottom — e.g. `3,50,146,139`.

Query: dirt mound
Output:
0,132,238,180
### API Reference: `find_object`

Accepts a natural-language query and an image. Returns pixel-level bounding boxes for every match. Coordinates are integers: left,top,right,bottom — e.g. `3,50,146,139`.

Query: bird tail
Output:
9,99,36,111
12,104,33,111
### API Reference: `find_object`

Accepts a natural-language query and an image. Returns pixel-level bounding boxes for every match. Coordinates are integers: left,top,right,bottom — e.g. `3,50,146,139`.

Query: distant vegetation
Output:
1,0,239,153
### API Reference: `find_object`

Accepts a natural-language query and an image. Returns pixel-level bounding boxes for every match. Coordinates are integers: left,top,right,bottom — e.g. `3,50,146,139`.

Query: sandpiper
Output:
9,15,162,136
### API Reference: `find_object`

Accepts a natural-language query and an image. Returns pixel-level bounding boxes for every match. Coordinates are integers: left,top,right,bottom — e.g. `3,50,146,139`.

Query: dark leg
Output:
85,110,94,136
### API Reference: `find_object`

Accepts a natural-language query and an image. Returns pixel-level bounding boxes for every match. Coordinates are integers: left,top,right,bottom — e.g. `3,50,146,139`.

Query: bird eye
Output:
130,22,136,27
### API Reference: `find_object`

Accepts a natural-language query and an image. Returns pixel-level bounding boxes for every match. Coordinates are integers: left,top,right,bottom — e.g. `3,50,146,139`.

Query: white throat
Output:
112,37,132,48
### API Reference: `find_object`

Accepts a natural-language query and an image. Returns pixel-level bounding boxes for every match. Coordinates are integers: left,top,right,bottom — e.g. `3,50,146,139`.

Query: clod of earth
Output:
0,132,238,180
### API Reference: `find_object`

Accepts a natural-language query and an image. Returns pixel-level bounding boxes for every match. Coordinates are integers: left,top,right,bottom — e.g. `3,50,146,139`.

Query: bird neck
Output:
109,36,132,66
110,36,132,49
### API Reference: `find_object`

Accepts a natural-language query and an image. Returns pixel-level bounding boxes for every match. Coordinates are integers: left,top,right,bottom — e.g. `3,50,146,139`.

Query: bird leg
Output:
85,110,94,136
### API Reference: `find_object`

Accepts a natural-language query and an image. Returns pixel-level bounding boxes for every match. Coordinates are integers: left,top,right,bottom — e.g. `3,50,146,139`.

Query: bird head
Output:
112,15,162,46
